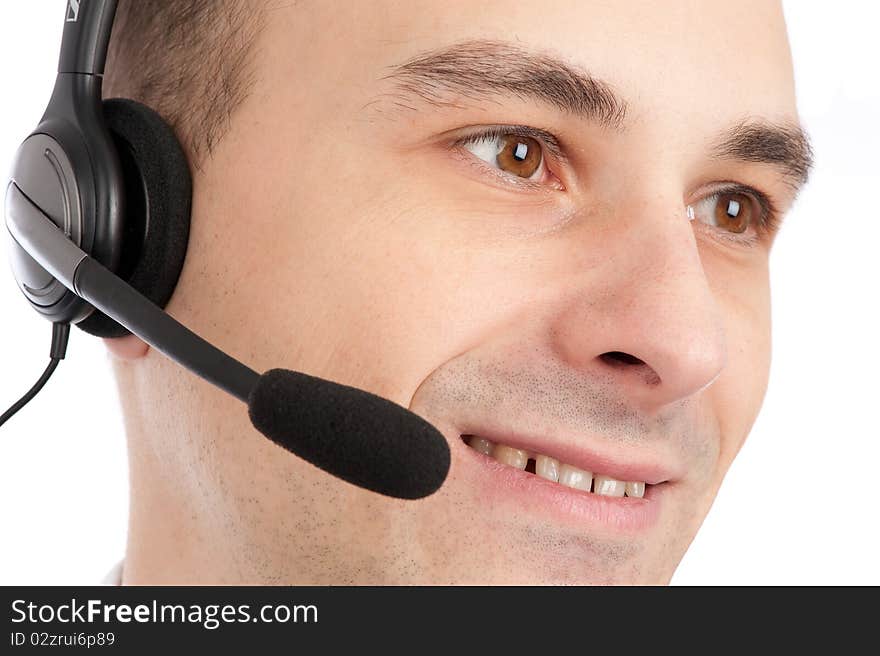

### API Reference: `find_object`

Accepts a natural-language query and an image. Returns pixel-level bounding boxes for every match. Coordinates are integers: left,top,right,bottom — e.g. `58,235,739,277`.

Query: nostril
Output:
600,351,646,367
599,351,661,386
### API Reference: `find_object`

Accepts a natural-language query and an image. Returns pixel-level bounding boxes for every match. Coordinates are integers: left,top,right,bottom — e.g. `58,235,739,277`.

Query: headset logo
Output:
66,0,80,23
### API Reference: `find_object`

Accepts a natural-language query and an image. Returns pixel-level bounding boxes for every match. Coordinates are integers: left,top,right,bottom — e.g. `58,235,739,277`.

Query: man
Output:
102,0,812,584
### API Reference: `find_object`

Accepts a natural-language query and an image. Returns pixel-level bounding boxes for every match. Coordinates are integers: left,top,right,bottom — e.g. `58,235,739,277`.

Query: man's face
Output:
121,0,809,583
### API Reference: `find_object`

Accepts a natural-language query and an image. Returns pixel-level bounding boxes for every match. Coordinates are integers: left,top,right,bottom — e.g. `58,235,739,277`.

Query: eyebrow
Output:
711,120,814,190
376,39,814,190
377,39,627,128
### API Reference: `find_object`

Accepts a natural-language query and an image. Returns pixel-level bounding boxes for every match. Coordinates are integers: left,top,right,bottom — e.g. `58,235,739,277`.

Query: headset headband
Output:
59,0,117,76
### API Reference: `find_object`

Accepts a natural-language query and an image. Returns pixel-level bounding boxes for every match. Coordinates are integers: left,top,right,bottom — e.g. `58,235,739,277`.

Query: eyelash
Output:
452,124,567,161
450,125,782,247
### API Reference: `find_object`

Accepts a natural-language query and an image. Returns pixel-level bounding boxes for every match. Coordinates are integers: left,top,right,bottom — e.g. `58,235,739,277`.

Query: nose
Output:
550,199,727,413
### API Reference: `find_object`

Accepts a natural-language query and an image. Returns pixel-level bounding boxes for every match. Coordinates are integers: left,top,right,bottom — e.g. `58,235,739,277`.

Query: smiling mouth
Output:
462,434,649,498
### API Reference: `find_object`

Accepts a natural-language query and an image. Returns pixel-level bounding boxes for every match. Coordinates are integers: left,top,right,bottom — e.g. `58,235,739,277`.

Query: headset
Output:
2,0,449,500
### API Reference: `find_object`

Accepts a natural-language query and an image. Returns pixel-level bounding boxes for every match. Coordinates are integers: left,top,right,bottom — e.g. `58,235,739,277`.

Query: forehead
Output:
275,0,796,125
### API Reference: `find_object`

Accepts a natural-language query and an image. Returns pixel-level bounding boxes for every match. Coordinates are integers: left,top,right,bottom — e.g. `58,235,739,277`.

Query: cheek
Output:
708,264,772,468
282,202,541,406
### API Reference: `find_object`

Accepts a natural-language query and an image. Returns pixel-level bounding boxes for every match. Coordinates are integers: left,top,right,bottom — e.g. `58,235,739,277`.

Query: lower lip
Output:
456,439,665,534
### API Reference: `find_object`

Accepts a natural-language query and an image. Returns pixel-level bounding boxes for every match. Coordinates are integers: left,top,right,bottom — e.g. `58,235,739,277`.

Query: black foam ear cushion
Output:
77,98,192,338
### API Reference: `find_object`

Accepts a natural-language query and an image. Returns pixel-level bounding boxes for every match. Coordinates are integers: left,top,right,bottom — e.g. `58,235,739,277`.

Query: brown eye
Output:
689,189,760,238
496,135,543,178
461,132,545,180
713,192,753,233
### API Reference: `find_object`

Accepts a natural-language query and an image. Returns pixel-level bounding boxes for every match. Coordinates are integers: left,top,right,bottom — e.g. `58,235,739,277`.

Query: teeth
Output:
491,444,528,470
535,455,560,482
625,481,645,498
468,436,494,456
593,475,626,497
465,436,648,497
558,464,593,491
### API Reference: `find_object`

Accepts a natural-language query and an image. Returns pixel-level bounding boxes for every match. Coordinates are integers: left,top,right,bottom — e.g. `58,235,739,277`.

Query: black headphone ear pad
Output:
77,98,192,338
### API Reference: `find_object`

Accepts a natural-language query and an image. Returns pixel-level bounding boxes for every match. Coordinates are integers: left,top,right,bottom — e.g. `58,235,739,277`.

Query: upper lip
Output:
459,425,682,486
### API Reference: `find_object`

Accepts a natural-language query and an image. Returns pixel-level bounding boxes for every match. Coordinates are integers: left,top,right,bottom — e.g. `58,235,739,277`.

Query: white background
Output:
1,2,878,585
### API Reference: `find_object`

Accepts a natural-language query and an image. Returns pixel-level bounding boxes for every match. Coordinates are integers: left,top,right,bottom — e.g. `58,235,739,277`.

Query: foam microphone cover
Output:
248,369,450,499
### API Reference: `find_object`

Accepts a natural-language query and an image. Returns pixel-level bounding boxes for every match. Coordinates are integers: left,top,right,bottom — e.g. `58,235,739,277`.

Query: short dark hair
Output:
103,0,268,170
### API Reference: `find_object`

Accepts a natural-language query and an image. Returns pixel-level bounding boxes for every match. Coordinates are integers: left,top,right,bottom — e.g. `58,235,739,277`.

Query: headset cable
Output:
0,322,70,428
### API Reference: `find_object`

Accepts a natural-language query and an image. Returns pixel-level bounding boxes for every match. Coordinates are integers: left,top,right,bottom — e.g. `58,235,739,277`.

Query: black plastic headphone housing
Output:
8,72,125,325
7,76,192,336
